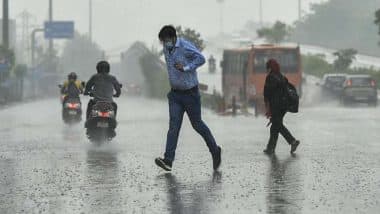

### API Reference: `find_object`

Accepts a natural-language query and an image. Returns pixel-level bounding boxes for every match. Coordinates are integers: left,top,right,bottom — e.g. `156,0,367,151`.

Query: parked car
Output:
341,75,378,106
321,73,347,96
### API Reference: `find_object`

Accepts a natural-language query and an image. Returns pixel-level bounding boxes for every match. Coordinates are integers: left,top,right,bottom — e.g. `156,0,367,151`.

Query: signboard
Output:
0,54,10,73
44,21,74,39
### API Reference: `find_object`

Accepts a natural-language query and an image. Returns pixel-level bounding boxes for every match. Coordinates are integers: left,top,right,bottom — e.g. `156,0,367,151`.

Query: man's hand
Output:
265,110,272,119
175,63,184,72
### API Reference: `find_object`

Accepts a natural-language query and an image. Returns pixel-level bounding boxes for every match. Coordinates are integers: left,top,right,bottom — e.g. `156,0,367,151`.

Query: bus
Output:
221,44,302,115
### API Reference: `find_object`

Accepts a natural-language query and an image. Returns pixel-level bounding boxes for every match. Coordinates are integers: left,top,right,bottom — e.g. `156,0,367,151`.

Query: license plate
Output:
97,122,109,128
68,111,77,115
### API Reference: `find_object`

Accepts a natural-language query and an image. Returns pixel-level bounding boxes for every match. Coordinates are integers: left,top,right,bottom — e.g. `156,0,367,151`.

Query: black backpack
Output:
282,78,299,113
66,81,81,98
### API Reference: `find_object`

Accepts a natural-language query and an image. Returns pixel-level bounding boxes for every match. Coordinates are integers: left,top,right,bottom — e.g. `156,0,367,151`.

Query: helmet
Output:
96,61,110,74
68,72,77,81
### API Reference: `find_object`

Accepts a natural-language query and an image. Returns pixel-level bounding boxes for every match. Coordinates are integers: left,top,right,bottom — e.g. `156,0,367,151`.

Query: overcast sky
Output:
3,0,326,53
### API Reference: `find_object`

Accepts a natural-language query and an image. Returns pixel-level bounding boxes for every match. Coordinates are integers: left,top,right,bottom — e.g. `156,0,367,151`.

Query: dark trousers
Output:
86,100,117,119
164,88,219,162
266,111,295,151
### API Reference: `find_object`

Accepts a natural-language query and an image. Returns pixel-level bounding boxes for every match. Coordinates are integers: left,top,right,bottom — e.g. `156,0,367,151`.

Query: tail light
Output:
66,103,80,109
97,111,114,118
371,80,376,87
346,79,352,87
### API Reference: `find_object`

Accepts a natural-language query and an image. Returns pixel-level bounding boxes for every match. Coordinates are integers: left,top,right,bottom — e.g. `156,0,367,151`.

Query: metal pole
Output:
298,0,302,20
48,0,53,57
89,0,93,41
259,0,263,27
220,3,223,33
31,29,44,68
2,0,9,49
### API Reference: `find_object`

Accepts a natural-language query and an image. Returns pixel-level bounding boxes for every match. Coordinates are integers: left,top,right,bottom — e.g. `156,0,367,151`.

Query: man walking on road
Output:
263,59,300,155
155,25,222,172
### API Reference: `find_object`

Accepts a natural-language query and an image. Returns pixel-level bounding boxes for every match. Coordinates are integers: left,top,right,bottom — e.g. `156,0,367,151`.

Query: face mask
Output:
164,41,174,50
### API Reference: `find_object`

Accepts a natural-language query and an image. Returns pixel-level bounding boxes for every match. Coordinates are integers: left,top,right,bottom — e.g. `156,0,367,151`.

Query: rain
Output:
0,0,380,213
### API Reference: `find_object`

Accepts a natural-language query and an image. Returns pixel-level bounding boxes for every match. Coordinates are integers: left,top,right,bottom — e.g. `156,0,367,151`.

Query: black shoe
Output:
290,140,300,154
155,157,172,171
212,146,222,171
263,149,275,155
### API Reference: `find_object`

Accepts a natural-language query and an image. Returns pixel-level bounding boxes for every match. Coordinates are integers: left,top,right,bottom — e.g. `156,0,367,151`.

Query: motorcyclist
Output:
61,72,84,103
84,61,121,123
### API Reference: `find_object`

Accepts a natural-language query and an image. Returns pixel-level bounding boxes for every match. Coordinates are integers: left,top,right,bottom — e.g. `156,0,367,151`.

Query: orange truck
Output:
221,44,303,116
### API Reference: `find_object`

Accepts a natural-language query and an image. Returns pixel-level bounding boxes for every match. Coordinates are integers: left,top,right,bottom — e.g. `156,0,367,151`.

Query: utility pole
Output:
2,0,9,49
18,10,35,64
298,0,302,21
48,0,53,59
217,0,224,34
89,0,93,42
259,0,263,27
31,28,44,68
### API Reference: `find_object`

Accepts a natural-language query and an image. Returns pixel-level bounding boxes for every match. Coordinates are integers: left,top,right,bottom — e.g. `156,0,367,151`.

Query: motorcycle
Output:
85,95,119,143
58,85,82,124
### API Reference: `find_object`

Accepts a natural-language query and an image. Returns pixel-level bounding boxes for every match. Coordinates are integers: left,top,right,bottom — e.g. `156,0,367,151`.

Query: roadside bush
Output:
302,54,380,88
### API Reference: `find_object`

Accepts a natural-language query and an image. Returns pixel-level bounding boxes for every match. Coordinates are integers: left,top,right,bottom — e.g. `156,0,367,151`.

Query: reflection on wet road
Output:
0,97,380,213
266,155,303,214
157,171,222,214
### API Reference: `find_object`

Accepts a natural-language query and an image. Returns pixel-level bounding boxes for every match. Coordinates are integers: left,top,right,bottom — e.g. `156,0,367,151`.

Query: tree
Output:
375,9,380,44
0,45,15,69
257,21,290,44
175,26,205,51
0,45,15,83
139,52,169,98
60,33,103,78
333,49,358,71
291,0,379,56
14,64,27,78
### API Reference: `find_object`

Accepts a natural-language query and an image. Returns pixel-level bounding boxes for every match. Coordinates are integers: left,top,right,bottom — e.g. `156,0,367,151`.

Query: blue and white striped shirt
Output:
163,38,205,90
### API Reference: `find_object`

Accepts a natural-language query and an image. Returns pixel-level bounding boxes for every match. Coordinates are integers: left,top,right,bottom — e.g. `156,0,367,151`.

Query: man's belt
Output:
171,86,198,93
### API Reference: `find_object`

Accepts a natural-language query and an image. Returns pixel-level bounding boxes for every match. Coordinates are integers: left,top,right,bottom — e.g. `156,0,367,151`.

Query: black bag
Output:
67,81,81,98
282,79,299,113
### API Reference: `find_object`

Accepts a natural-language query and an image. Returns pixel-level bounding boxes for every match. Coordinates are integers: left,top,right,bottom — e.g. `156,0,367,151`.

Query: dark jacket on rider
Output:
84,73,121,102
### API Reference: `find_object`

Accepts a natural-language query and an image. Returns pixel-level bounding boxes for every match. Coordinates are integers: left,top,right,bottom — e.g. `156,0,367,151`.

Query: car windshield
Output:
327,76,346,84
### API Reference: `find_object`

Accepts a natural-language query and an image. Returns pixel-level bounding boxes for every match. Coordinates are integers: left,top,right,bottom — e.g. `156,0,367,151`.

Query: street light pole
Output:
48,0,53,56
89,0,93,42
2,0,9,49
298,0,302,20
259,0,263,27
31,28,44,68
216,0,224,34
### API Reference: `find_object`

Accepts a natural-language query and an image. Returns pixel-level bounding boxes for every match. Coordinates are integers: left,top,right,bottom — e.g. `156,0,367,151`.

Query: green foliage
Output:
139,52,170,99
257,21,291,44
302,54,334,77
292,0,379,56
175,26,205,51
333,49,358,71
61,33,103,78
14,64,27,78
375,9,380,44
0,45,15,69
302,54,380,88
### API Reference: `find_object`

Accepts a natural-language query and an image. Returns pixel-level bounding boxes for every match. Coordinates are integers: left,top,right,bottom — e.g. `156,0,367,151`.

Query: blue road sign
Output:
0,63,9,73
44,21,74,39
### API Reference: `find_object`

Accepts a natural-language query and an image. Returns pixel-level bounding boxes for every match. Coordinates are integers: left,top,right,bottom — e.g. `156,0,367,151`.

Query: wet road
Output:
1,93,380,213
